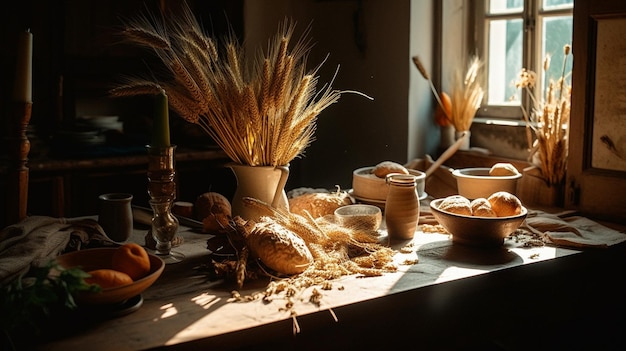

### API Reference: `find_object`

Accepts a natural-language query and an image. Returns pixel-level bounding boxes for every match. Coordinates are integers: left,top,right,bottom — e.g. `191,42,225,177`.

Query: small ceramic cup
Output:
334,204,382,231
98,193,134,242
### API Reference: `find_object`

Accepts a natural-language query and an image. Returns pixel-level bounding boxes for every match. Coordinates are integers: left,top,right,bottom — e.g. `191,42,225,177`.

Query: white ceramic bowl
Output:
430,198,528,247
452,167,522,200
335,204,382,231
352,166,426,202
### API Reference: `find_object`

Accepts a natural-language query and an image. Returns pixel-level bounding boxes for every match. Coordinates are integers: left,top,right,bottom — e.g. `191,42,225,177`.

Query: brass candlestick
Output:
147,145,184,263
6,102,32,225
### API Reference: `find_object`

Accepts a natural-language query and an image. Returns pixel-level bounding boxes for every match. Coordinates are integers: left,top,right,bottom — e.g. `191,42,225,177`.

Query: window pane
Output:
487,18,523,105
542,0,573,10
489,0,523,14
541,15,573,93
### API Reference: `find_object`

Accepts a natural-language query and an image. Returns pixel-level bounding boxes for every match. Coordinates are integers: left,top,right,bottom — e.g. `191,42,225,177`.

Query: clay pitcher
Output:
229,163,290,221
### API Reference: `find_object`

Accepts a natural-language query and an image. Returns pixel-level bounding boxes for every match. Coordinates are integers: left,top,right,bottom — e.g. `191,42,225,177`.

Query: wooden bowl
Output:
430,198,528,247
56,248,165,305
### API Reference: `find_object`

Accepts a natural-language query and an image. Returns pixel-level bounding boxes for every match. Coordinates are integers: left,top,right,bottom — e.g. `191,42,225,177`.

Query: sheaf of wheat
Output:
110,4,349,167
449,56,485,132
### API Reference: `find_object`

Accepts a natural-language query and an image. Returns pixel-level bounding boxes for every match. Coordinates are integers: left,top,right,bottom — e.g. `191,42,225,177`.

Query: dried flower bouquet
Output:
110,4,349,167
515,44,572,186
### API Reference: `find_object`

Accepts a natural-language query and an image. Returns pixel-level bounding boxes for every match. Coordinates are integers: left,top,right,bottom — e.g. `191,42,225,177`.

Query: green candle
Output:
13,29,33,102
152,88,171,148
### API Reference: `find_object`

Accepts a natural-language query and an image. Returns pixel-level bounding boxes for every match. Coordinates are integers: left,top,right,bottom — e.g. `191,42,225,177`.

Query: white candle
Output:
13,29,33,103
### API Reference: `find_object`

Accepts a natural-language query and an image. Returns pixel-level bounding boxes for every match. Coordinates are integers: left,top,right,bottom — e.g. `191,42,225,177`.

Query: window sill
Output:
443,149,531,173
468,117,531,161
472,117,526,127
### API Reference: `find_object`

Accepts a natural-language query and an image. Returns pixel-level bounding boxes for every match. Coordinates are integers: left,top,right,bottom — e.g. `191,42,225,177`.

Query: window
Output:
473,0,573,118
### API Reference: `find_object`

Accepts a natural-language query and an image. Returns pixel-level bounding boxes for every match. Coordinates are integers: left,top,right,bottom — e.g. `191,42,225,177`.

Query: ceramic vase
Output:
455,130,471,150
229,163,290,221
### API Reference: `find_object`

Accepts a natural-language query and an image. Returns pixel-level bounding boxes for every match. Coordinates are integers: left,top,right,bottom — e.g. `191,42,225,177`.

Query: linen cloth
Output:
521,210,626,249
0,216,115,286
420,202,626,249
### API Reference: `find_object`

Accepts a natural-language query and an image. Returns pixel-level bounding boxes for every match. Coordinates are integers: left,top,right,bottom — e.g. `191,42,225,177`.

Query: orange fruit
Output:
112,243,151,281
85,269,133,289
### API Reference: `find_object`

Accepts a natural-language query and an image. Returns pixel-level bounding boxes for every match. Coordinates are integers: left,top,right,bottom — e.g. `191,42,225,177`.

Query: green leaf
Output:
0,258,98,345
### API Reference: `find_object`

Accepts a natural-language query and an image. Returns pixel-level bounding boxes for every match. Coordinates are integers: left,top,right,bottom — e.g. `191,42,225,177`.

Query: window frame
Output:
472,0,573,120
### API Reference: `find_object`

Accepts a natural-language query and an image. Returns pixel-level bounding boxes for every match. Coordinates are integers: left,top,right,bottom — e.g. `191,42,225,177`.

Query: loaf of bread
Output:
372,161,409,178
487,191,523,217
247,221,314,275
438,195,472,216
289,191,352,218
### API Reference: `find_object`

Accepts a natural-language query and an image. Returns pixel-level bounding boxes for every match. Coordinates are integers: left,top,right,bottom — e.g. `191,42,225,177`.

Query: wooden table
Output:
37,213,626,351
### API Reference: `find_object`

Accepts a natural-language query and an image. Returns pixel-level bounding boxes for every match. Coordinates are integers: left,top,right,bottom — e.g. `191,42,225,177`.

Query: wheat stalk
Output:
110,4,351,167
412,56,449,121
449,56,484,132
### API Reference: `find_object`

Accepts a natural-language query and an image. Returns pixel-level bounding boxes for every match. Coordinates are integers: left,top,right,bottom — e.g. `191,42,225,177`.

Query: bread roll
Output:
438,195,472,216
289,191,352,218
470,198,496,217
487,191,523,217
195,192,232,232
489,163,520,176
372,161,409,178
195,192,231,220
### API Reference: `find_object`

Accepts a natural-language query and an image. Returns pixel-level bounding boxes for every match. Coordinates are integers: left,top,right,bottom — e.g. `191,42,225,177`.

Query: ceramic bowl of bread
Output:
430,191,528,247
55,245,165,305
351,161,426,205
452,163,522,200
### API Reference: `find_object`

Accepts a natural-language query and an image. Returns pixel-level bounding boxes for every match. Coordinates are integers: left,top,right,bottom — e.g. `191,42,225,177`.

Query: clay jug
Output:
384,174,420,240
229,163,290,221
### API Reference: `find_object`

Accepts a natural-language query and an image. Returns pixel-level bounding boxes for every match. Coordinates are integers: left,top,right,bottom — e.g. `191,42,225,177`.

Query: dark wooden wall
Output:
0,1,243,227
1,0,243,133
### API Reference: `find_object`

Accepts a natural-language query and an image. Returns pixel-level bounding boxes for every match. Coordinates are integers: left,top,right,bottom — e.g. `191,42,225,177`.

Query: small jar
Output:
384,173,420,240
